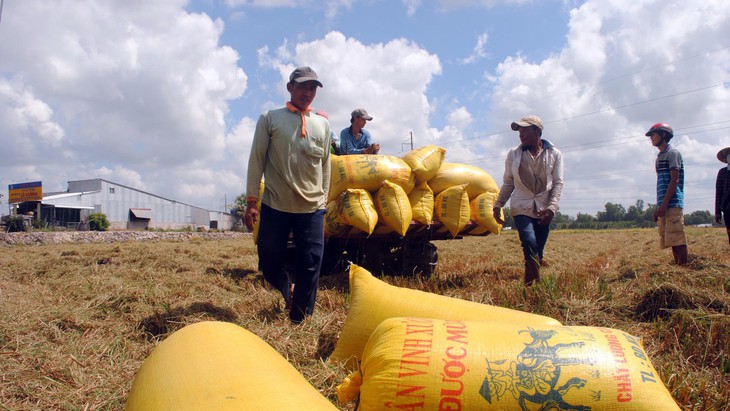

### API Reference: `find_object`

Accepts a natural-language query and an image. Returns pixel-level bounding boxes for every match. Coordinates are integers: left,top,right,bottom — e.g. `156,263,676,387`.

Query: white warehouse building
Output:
17,178,236,230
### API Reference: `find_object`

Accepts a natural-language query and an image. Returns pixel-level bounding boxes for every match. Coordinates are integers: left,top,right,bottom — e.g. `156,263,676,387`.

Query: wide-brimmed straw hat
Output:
717,147,730,163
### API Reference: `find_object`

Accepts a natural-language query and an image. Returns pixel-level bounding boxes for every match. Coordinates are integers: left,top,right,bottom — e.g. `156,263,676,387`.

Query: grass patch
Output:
0,227,728,410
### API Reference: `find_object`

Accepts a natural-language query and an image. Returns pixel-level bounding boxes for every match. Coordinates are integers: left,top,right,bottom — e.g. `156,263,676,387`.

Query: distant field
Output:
1,227,728,410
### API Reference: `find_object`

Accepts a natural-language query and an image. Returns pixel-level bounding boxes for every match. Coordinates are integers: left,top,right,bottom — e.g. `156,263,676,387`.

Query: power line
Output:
431,41,730,150
453,121,730,167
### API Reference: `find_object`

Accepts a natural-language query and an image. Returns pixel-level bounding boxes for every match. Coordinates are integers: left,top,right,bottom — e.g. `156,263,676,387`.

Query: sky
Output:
1,0,729,218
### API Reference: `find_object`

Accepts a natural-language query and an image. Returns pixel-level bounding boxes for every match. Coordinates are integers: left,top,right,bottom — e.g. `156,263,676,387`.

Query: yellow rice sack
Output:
329,154,415,202
324,200,349,237
434,184,471,237
408,182,434,226
329,265,561,368
125,321,338,411
470,191,503,235
338,317,680,411
402,145,446,184
332,189,378,235
374,180,412,236
428,162,499,199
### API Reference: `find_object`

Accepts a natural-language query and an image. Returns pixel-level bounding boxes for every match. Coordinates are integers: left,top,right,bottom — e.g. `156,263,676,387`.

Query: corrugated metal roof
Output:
43,191,101,200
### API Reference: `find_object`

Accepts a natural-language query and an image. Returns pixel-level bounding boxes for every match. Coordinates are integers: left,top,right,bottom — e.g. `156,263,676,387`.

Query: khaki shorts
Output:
658,207,687,248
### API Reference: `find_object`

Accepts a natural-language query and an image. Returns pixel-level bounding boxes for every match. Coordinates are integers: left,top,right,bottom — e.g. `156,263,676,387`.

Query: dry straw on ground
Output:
1,227,728,410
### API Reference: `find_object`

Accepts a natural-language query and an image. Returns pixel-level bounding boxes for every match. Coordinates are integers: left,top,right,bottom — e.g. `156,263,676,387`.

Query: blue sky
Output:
1,0,729,218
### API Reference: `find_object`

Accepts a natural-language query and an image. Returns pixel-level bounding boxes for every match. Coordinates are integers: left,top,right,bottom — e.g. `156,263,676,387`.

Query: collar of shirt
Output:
286,102,311,138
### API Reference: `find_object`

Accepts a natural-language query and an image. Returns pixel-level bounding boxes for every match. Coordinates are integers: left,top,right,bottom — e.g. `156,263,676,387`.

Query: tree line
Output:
502,200,714,230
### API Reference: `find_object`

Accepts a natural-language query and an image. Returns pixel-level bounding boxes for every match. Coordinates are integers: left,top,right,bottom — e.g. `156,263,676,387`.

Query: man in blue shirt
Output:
647,122,688,265
340,108,380,155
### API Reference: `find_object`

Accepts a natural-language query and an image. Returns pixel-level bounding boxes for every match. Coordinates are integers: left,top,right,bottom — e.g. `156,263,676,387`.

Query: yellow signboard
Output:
8,181,43,203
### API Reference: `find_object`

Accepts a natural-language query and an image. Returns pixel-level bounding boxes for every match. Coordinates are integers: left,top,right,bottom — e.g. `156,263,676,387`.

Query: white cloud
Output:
0,0,247,208
257,31,443,156
485,0,730,215
461,32,489,65
1,0,727,218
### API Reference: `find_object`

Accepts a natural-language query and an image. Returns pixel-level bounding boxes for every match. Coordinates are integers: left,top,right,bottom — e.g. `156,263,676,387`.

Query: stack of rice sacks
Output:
326,145,503,238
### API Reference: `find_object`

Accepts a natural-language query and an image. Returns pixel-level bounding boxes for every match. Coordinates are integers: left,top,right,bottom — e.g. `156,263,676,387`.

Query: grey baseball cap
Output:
351,108,373,120
289,66,323,87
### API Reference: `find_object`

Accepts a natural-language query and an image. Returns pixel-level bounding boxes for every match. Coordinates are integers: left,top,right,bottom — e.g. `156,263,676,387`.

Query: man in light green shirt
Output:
245,66,332,323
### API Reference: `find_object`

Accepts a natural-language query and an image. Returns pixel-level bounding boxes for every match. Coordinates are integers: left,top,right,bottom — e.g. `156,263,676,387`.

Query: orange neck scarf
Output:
286,102,311,138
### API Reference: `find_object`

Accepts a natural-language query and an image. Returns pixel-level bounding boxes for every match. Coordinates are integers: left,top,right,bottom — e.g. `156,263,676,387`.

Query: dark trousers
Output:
514,215,551,264
257,204,325,322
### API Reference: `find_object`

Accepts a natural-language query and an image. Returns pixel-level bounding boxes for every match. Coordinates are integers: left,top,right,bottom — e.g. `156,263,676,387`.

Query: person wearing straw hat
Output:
646,122,688,265
715,147,730,246
245,66,331,324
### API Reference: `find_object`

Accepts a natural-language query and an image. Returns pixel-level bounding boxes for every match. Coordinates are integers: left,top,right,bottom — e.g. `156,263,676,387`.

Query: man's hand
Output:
244,201,259,231
366,143,380,154
492,207,505,225
716,213,723,224
537,208,554,225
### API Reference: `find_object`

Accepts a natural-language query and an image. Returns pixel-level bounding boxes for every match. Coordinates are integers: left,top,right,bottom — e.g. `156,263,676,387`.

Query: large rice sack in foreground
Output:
428,162,499,198
329,265,561,368
471,191,503,235
338,317,680,411
329,154,415,202
408,182,434,225
125,321,338,411
434,184,471,237
374,180,412,236
402,145,446,184
326,189,378,236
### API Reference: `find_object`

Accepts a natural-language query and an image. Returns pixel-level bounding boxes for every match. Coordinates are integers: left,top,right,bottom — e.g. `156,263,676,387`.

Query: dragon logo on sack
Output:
480,327,595,411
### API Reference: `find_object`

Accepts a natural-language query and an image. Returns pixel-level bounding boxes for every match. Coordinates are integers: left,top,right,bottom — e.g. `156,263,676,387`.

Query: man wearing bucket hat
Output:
245,66,331,324
715,147,730,246
646,122,688,265
493,115,564,285
339,108,380,155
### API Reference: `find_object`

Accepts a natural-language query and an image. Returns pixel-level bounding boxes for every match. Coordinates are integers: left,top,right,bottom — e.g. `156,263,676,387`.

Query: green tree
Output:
644,204,657,224
551,211,573,229
598,202,626,222
685,210,713,225
232,194,248,220
88,213,110,231
625,199,645,221
5,215,28,232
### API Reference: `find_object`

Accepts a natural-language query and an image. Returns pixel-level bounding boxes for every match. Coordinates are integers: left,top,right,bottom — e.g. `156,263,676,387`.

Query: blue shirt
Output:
656,144,684,209
339,126,373,155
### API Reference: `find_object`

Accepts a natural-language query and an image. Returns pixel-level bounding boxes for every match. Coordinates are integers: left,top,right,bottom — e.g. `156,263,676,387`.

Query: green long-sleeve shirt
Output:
246,107,331,213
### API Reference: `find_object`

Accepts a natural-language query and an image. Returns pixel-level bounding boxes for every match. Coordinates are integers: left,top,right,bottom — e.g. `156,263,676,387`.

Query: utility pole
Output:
0,0,5,24
401,131,413,153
